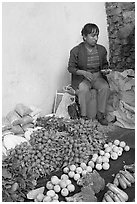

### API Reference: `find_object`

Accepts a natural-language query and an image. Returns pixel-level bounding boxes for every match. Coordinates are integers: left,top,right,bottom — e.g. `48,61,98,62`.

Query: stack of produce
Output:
2,104,40,153
14,103,34,131
102,163,135,202
65,170,105,202
26,170,105,202
2,146,37,202
2,114,134,202
87,139,130,171
106,69,135,129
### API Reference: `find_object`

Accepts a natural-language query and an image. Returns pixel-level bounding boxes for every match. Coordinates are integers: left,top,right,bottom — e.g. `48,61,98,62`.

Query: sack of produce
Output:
14,103,32,117
6,111,22,125
11,125,24,134
3,134,29,150
22,123,34,132
2,117,12,132
21,115,34,125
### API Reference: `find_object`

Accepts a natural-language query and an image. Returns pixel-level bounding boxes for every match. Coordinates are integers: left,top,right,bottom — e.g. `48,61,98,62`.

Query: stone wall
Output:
105,2,135,71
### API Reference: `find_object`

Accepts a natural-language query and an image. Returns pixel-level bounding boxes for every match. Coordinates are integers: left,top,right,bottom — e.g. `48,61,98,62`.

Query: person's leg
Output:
93,77,110,125
86,89,97,120
77,80,91,118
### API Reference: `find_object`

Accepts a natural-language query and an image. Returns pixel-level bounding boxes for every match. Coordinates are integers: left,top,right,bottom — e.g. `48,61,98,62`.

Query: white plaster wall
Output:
2,2,109,116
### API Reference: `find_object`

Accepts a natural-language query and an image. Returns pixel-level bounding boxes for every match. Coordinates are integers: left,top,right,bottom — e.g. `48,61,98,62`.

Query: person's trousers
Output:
77,75,109,118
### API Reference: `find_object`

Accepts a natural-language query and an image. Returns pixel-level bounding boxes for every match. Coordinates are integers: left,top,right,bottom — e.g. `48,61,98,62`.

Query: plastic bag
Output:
2,145,7,157
15,103,32,117
22,123,34,132
11,125,24,134
2,117,12,131
55,93,75,119
3,134,29,150
6,111,22,125
29,105,42,117
21,115,34,125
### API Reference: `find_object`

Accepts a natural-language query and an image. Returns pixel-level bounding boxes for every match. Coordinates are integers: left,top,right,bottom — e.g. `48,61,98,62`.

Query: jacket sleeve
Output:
102,48,109,70
68,46,79,74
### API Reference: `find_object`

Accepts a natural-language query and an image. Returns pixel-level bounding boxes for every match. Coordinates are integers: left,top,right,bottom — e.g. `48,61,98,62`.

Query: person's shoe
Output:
81,116,89,120
98,118,108,126
97,112,108,126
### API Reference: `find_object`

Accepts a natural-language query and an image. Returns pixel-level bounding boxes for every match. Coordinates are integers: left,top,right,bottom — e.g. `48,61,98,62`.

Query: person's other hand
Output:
83,71,93,81
76,70,93,81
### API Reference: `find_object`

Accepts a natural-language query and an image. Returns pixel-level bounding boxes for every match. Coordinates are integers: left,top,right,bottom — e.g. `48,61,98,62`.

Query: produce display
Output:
103,183,129,202
2,116,135,202
102,163,135,202
113,165,135,189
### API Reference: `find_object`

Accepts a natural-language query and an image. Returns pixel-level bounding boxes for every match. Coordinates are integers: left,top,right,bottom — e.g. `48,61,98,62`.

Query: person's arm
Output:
68,47,93,80
102,48,109,70
68,47,79,74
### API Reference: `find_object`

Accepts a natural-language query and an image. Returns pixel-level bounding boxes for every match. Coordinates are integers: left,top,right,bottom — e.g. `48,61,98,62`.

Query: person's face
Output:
84,32,99,47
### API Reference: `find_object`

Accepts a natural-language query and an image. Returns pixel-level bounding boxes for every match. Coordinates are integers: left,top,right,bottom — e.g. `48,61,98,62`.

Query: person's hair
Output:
81,23,99,38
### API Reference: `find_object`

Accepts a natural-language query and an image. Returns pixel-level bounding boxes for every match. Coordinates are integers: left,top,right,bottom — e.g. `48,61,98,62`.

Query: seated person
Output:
67,23,109,125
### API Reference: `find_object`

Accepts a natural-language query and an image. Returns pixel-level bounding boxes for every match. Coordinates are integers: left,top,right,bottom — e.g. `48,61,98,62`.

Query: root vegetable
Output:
80,162,87,170
67,184,75,192
74,173,80,181
61,188,69,197
47,190,56,198
119,141,126,148
43,195,52,202
95,163,102,171
124,145,130,151
111,152,118,160
54,185,61,193
106,183,128,201
68,171,75,178
102,162,110,170
113,139,120,146
46,181,54,190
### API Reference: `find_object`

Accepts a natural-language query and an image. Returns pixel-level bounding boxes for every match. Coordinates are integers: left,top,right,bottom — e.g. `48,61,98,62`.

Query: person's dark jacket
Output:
68,42,109,90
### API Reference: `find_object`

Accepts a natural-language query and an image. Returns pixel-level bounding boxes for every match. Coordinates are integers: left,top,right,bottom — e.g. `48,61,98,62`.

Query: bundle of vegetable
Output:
65,184,98,202
113,168,135,189
65,170,105,202
2,151,37,202
102,164,135,202
87,139,130,171
102,183,129,202
124,163,135,173
36,116,108,163
77,170,105,193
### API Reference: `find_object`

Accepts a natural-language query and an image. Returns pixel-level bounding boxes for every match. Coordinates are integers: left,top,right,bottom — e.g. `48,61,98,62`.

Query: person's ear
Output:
83,35,86,41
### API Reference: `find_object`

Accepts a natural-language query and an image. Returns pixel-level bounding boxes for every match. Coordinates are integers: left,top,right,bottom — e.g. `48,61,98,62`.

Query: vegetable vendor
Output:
68,23,110,125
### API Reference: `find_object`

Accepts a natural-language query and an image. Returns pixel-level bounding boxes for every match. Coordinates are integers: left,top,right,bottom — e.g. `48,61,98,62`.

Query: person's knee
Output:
100,82,109,91
78,82,89,93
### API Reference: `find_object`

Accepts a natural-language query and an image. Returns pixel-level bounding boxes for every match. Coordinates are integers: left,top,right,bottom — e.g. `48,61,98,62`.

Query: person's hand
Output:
83,71,93,81
76,70,93,81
